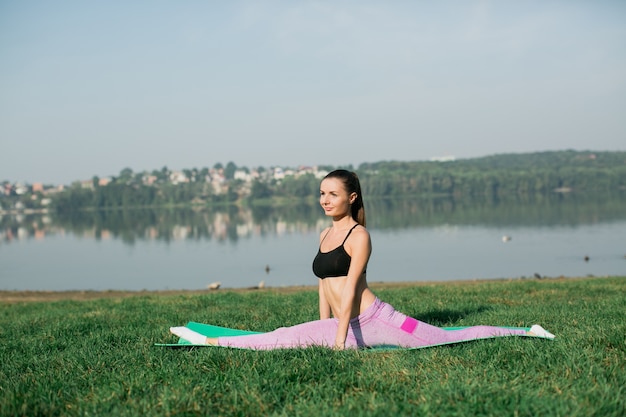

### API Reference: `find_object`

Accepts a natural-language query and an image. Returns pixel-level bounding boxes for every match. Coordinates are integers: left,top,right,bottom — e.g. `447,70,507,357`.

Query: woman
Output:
170,170,555,349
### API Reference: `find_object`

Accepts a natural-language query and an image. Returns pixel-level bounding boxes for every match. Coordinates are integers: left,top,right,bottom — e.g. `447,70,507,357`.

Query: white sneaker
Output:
170,326,208,345
529,324,555,339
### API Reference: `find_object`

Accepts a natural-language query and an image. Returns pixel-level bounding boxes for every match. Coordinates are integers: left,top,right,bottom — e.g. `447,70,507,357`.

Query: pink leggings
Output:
218,298,527,350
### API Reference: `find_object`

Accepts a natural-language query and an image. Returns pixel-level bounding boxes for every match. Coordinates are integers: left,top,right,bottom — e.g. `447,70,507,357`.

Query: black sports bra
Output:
312,224,361,279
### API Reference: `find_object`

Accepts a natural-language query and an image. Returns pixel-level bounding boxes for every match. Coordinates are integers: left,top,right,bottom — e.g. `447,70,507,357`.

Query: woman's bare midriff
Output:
320,274,377,319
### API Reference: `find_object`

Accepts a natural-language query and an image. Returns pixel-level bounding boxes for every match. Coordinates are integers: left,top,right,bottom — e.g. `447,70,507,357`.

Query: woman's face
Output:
319,178,355,218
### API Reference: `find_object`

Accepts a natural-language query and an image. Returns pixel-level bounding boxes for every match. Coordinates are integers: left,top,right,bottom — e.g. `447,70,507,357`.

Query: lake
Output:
1,194,625,291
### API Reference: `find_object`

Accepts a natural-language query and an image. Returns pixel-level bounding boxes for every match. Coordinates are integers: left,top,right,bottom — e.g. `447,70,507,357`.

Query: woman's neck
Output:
331,216,356,230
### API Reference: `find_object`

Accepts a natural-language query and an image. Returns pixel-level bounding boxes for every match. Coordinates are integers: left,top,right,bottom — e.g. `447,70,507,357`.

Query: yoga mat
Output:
156,322,262,347
156,322,537,350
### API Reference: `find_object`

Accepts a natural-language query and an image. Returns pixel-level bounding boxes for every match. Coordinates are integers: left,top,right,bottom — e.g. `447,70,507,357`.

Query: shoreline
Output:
1,275,616,304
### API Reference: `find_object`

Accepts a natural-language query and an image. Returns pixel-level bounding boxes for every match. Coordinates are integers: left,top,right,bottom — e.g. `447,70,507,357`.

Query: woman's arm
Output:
317,227,332,320
334,227,372,349
318,279,331,320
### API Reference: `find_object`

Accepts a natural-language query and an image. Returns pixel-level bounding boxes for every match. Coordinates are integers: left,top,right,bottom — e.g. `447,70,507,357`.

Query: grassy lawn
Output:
1,277,625,416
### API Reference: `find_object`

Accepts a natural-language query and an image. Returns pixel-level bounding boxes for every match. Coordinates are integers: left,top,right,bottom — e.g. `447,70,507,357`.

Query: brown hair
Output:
323,169,366,227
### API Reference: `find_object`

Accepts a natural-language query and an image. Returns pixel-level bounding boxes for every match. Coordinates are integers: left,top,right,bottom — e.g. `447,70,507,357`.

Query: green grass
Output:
1,277,625,416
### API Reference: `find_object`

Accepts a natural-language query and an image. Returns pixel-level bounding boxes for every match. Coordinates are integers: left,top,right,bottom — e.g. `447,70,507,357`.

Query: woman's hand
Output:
333,341,345,350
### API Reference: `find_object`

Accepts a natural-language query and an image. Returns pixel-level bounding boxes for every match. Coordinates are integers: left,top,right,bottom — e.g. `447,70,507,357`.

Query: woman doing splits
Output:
171,170,555,350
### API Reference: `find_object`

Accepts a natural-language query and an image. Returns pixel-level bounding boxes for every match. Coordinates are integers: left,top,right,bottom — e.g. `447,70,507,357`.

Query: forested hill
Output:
356,150,626,198
361,150,625,172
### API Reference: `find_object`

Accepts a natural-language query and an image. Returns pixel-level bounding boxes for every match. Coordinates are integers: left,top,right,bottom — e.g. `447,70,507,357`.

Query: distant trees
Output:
276,174,319,198
250,180,272,200
356,151,626,199
10,150,626,213
224,162,237,180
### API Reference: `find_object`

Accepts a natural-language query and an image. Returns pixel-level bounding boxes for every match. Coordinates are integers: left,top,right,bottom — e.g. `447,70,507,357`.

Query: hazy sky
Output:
2,1,625,185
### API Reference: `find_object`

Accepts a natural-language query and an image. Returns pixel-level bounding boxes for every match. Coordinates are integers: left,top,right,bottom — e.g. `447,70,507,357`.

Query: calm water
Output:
1,195,625,291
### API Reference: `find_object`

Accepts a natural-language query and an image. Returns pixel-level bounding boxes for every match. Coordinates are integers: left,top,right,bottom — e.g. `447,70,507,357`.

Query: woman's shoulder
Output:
344,224,371,258
319,226,332,239
349,224,370,242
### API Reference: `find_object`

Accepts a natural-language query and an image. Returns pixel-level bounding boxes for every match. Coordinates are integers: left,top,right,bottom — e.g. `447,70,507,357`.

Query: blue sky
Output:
1,1,625,185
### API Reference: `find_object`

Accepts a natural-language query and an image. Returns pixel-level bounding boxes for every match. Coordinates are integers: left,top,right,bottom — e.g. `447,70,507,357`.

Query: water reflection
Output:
2,193,625,245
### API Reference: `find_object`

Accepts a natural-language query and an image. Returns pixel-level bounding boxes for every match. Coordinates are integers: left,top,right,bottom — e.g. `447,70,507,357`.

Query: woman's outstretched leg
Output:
171,319,341,350
361,301,554,348
391,319,554,347
411,320,527,345
216,319,339,350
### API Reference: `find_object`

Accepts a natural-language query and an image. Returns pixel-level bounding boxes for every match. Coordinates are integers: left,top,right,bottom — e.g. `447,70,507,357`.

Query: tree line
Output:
357,150,626,198
3,150,625,213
